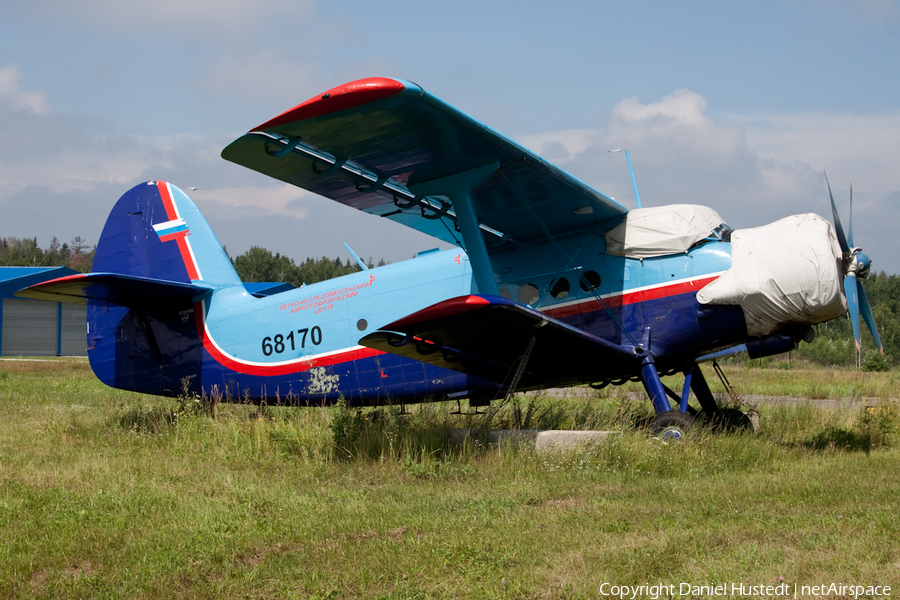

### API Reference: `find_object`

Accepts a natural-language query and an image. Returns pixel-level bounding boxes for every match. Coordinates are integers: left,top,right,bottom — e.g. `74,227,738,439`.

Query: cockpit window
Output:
690,223,734,250
711,223,733,242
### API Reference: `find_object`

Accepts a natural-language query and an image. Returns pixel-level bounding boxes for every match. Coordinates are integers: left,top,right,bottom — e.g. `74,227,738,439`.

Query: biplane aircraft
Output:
17,77,882,437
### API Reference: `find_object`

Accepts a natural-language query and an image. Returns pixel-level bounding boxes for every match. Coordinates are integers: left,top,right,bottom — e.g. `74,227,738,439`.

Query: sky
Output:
1,0,899,273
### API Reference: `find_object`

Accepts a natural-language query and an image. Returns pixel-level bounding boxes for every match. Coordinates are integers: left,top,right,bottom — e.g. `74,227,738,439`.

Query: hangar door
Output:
59,303,87,355
1,299,86,356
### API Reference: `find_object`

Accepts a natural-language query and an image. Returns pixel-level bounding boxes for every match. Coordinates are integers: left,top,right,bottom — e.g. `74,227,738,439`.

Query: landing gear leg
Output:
687,362,720,419
691,361,758,431
639,352,695,439
642,360,721,439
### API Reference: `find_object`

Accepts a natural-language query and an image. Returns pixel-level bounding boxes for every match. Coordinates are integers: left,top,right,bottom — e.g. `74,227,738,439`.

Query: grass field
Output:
0,359,898,599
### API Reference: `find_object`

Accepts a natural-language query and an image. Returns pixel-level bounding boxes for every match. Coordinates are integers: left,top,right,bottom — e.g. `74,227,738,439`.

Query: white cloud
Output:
2,60,899,273
0,61,445,264
730,111,900,198
518,89,900,273
607,90,751,169
613,89,710,130
194,182,310,220
0,64,49,115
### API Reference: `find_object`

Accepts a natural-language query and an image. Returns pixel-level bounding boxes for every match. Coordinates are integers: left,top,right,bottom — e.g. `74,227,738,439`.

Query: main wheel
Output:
649,411,695,441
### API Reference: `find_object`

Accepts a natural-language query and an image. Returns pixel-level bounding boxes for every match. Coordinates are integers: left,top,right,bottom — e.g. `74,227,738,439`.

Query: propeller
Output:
825,172,883,354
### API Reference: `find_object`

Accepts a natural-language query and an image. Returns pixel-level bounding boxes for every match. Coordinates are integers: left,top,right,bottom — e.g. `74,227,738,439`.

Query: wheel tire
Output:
649,411,695,441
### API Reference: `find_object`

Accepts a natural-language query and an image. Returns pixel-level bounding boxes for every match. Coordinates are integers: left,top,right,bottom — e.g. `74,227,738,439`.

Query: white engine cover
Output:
697,213,846,336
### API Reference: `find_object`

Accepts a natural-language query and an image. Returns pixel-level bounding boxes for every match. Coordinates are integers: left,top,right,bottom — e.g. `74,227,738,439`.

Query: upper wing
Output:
359,295,640,390
221,77,627,250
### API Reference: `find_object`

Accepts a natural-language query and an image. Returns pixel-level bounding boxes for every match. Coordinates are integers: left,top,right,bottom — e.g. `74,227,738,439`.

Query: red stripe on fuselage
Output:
192,276,720,378
193,301,383,376
543,275,720,319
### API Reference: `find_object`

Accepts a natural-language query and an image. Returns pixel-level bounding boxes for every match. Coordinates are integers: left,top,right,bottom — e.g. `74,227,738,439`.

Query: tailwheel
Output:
649,411,695,441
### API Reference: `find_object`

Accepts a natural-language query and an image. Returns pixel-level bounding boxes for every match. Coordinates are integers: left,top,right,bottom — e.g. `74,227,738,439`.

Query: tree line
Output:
0,237,383,286
794,272,900,369
0,237,95,272
231,245,386,287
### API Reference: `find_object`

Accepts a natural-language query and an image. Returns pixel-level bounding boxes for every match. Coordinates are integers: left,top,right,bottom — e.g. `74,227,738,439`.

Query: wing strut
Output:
497,169,639,349
410,163,500,295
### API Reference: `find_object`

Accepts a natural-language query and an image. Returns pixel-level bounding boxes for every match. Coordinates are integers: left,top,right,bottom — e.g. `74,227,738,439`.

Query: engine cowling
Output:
697,213,846,336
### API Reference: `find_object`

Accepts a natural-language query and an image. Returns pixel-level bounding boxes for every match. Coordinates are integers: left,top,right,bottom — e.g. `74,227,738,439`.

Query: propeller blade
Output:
848,183,854,248
845,273,861,352
826,171,850,255
857,280,884,354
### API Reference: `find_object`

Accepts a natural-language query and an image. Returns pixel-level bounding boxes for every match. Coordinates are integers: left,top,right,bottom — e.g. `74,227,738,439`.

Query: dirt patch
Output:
28,560,96,595
234,543,304,568
352,526,419,542
543,496,585,509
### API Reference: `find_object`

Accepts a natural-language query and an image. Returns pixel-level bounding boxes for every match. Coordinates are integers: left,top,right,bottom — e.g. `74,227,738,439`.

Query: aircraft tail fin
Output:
19,182,243,397
92,181,242,287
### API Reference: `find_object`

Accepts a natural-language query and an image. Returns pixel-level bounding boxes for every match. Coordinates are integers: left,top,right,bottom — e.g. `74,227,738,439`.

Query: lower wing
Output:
360,295,640,390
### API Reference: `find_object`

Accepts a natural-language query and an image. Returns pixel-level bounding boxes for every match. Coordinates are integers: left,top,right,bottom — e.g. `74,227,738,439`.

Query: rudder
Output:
93,181,242,287
88,181,241,396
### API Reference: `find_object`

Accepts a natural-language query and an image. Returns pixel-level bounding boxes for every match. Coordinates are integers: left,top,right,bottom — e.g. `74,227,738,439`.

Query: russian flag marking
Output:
153,218,190,242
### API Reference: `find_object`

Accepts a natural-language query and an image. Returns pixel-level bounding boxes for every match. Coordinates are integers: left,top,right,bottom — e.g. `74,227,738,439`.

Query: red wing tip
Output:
30,274,90,287
388,295,493,329
252,77,407,132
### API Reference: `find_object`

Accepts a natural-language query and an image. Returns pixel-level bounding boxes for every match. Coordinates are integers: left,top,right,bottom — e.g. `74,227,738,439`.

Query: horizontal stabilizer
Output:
15,273,214,305
360,295,639,390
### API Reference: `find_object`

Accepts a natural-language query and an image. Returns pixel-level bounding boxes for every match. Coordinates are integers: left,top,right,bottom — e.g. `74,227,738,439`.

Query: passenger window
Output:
518,283,539,305
579,270,601,292
549,277,570,299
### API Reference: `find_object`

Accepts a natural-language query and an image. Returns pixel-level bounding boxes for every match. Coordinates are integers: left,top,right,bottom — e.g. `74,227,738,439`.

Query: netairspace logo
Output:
597,582,892,599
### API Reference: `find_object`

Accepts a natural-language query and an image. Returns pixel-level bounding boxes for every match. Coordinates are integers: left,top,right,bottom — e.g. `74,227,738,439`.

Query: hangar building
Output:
0,267,86,357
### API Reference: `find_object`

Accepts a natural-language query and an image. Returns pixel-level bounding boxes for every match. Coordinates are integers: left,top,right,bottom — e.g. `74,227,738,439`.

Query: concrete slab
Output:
534,430,618,452
450,428,617,452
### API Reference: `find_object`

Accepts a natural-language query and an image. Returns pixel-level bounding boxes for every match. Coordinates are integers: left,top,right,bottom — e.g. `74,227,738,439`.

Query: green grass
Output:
588,360,900,402
0,361,898,598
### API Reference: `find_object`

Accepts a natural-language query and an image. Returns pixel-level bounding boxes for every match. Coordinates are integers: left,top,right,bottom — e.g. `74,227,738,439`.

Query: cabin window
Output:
549,277,570,299
518,283,539,305
498,288,512,300
579,270,602,292
357,319,368,331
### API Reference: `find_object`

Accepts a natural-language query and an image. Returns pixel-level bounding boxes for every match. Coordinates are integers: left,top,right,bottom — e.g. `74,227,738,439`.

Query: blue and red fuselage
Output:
83,181,745,406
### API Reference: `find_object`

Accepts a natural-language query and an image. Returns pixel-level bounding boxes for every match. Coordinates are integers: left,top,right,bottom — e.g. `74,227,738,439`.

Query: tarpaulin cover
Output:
697,213,846,336
604,205,727,258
